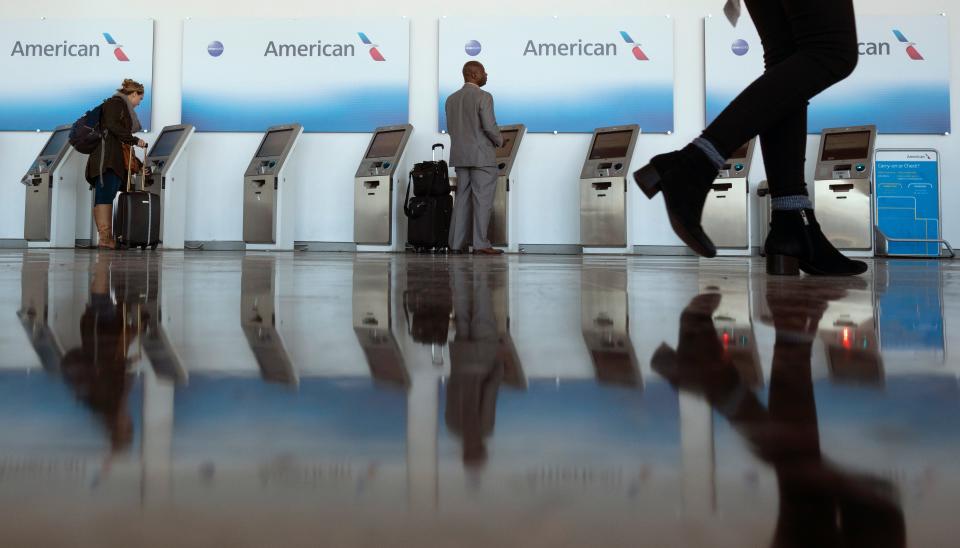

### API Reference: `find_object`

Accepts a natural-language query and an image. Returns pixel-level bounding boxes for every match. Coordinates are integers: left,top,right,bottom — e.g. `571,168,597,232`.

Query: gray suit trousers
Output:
449,166,499,251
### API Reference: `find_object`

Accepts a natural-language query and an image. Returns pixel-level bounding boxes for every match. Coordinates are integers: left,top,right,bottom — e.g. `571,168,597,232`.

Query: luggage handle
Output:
432,143,445,162
125,146,147,193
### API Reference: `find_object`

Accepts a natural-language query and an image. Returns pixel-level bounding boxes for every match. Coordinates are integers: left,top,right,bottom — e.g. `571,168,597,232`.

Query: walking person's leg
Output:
634,0,860,272
449,168,475,252
470,166,501,254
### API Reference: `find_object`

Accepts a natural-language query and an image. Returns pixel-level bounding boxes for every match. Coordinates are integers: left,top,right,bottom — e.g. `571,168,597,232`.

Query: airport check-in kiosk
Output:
243,124,304,251
489,124,526,248
142,125,195,249
21,125,85,248
699,273,762,386
702,139,757,253
352,258,409,387
354,124,413,248
579,125,640,249
581,260,640,387
814,125,878,254
240,255,297,385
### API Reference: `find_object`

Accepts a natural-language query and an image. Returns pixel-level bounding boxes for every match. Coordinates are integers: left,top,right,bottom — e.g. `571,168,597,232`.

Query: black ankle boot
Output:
764,209,868,276
633,144,718,258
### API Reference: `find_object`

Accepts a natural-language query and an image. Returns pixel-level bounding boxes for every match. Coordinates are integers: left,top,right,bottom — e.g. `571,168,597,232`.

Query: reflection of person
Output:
61,256,136,454
85,79,149,250
654,282,905,547
633,0,866,277
446,263,504,467
446,61,504,255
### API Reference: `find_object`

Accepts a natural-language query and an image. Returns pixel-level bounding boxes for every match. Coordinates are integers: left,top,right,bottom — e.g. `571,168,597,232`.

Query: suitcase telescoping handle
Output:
432,143,445,162
125,146,147,193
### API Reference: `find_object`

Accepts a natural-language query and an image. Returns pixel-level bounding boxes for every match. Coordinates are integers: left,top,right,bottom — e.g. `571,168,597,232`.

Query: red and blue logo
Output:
102,33,130,62
358,32,385,62
892,29,924,60
619,31,649,61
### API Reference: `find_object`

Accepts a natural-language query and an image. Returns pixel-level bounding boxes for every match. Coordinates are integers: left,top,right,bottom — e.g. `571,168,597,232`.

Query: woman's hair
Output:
117,78,145,96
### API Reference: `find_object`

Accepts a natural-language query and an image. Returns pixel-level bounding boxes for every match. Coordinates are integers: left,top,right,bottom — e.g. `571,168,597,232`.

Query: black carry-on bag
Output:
114,147,161,250
404,144,453,253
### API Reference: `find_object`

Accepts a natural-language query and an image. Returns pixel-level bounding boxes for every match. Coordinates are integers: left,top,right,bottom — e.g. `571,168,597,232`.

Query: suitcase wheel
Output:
150,243,159,250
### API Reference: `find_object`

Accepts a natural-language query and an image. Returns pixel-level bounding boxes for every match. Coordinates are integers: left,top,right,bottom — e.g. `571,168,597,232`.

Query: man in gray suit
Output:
445,61,504,255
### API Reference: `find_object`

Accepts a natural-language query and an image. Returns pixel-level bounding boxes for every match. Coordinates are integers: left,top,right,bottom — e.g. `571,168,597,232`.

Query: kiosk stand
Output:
21,125,85,248
814,125,877,255
142,124,195,250
243,124,304,251
701,139,757,255
490,124,526,250
579,125,640,252
354,124,413,251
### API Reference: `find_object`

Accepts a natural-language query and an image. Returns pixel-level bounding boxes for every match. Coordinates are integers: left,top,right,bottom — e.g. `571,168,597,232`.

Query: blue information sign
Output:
874,150,941,257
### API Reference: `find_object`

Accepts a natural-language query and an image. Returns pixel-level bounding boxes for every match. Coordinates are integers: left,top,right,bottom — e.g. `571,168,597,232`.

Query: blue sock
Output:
771,195,813,210
692,137,725,169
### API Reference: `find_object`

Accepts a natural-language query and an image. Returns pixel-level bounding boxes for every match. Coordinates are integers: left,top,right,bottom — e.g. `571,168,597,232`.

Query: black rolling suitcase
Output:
114,147,161,250
405,144,452,252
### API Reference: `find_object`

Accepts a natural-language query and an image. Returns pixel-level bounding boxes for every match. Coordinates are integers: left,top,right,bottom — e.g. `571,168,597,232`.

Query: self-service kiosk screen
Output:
40,129,71,157
821,131,872,161
496,130,519,158
589,131,633,160
150,129,184,158
365,130,405,159
255,129,294,158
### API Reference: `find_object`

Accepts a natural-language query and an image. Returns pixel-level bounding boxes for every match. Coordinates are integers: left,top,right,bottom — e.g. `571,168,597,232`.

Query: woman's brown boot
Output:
93,205,116,249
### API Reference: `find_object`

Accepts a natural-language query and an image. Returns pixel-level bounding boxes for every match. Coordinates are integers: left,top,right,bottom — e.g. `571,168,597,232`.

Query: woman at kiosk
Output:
85,79,148,250
633,0,867,277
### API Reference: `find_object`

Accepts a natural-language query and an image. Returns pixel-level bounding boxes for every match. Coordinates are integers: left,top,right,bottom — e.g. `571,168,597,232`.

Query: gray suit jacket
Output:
445,84,503,168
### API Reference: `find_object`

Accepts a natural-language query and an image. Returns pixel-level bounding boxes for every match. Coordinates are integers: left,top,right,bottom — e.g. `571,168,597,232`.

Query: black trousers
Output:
702,0,859,198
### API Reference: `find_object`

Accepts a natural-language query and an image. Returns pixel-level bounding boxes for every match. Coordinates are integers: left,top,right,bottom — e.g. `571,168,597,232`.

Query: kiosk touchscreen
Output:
581,261,640,387
22,125,85,247
579,125,640,249
814,125,877,253
352,258,409,387
243,124,304,251
240,255,297,385
142,124,195,249
702,139,757,252
489,124,526,248
354,124,413,248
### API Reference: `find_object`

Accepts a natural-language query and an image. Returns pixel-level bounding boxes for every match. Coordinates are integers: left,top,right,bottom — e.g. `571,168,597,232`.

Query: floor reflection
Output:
1,251,957,546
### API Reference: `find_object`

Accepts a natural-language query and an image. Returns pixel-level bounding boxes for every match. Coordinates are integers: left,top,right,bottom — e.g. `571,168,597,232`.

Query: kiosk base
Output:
814,179,873,254
579,177,627,248
702,177,751,256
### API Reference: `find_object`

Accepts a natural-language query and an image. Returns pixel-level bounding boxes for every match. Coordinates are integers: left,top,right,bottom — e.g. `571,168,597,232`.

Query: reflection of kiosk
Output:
240,255,297,385
490,264,526,388
581,260,640,387
820,287,883,385
354,124,413,249
699,273,762,386
243,124,304,251
22,125,85,248
702,139,756,254
490,124,526,249
17,253,68,371
579,125,640,250
814,125,877,254
352,257,408,387
142,124,195,250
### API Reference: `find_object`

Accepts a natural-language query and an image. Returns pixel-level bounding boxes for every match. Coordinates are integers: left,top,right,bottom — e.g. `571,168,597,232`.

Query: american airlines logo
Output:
103,32,130,62
619,31,649,61
358,32,385,62
892,29,924,60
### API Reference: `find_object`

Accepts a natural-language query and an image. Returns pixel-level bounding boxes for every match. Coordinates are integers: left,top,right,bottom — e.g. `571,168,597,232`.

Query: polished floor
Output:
1,250,958,547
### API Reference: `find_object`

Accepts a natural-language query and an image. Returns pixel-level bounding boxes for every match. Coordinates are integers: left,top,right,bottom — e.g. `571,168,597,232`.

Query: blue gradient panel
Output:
440,86,674,133
706,85,950,135
0,85,153,132
183,87,408,133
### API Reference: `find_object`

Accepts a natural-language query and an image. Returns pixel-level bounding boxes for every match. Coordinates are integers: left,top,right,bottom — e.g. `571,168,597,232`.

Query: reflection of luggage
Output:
405,144,452,252
114,148,161,250
403,263,453,345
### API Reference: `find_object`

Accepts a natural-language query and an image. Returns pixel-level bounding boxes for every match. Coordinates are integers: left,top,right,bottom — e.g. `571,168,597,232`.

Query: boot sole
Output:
633,164,718,259
766,254,868,277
